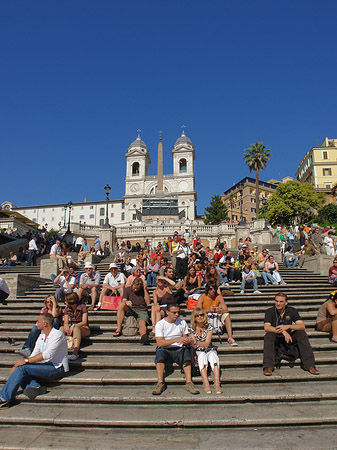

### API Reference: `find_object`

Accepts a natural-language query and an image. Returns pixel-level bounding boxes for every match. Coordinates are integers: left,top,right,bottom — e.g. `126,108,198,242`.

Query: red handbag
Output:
100,296,122,311
186,297,198,310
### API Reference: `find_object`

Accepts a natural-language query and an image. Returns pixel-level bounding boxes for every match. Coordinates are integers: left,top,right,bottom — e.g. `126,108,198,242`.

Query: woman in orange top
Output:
196,281,237,346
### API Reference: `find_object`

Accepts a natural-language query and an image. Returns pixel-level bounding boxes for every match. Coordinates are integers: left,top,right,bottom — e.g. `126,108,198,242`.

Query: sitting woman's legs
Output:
72,325,90,355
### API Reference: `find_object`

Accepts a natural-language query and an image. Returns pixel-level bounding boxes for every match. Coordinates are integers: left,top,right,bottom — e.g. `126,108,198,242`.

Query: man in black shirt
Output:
263,292,319,376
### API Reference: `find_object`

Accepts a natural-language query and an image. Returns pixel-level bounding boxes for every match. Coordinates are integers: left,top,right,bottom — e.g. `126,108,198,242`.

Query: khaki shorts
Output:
316,318,333,332
128,307,150,324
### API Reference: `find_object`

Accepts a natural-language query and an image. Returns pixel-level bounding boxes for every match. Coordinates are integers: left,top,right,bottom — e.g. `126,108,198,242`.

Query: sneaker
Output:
148,331,155,339
152,382,165,395
220,283,229,288
23,386,47,400
185,382,200,395
0,398,10,408
15,348,31,357
69,354,79,361
88,305,94,311
140,334,150,345
253,290,262,294
240,290,245,294
228,337,238,346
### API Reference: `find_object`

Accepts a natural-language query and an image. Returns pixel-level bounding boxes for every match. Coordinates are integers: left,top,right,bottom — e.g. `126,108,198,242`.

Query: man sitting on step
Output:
97,263,125,310
113,278,150,344
0,312,69,408
78,262,101,311
263,292,320,376
152,303,200,396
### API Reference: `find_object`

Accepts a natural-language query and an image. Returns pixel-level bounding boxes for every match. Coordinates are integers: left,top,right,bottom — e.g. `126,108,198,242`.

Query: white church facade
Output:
1,131,197,230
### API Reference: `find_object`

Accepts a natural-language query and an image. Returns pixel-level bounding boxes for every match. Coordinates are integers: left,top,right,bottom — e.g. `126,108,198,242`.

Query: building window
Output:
325,183,332,189
32,218,37,222
251,208,256,213
251,198,256,203
43,209,45,212
110,213,114,217
99,219,104,226
323,168,332,176
122,203,125,209
51,217,54,221
132,162,140,176
90,206,94,210
89,214,94,219
81,206,84,210
179,158,187,172
42,218,45,222
232,215,237,221
80,215,85,220
71,215,73,220
322,151,329,160
121,213,125,221
132,214,137,220
100,208,105,216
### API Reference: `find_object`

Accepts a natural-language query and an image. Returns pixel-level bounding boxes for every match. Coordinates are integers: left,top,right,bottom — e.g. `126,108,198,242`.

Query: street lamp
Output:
262,197,269,230
66,201,73,233
238,183,245,225
104,184,111,228
63,204,68,228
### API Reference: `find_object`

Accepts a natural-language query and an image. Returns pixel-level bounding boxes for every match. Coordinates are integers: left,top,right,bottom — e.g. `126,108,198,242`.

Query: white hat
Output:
109,263,118,269
84,262,94,269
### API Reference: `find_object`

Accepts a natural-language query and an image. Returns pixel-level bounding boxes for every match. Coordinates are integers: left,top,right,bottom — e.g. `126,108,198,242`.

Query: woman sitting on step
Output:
14,295,63,358
189,308,222,394
151,276,176,328
60,293,90,361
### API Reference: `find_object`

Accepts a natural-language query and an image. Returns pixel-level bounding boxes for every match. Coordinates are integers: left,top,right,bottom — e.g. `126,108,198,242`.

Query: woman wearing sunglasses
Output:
189,308,222,394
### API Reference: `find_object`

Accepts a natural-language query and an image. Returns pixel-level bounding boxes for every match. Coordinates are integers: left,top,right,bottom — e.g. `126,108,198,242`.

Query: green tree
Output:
267,181,324,225
317,203,337,226
204,195,229,225
243,142,271,213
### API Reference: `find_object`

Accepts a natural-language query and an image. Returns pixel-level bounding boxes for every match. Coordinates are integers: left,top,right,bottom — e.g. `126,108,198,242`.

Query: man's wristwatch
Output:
24,358,29,364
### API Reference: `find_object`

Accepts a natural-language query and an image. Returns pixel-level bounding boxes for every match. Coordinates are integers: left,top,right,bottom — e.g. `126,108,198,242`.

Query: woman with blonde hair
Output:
189,308,222,394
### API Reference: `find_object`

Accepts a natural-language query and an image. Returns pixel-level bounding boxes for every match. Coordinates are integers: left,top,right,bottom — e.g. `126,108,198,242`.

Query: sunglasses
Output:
195,313,205,318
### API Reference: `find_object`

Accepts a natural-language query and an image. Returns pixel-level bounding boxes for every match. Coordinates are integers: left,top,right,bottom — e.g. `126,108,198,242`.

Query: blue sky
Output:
1,0,337,214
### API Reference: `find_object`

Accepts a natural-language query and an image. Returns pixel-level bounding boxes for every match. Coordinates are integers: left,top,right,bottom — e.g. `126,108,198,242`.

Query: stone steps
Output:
1,260,337,440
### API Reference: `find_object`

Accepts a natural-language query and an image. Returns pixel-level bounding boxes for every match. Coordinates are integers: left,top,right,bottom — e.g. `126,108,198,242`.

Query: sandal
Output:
203,385,212,394
214,385,223,394
113,331,122,337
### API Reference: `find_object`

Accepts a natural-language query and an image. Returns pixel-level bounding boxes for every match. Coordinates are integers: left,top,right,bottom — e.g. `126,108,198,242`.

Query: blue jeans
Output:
284,257,298,267
184,288,202,299
23,319,62,352
262,272,277,285
26,250,37,266
146,272,157,286
218,271,228,284
0,363,65,402
240,278,258,292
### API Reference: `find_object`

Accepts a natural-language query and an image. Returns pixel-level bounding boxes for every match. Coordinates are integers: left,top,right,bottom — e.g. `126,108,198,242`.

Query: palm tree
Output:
242,142,271,213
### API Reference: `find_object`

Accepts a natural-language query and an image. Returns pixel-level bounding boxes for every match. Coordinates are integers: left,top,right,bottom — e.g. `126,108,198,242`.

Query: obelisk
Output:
157,131,164,194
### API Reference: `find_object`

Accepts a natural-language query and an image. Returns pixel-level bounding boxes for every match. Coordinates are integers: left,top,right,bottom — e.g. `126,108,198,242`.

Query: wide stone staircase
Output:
0,256,337,448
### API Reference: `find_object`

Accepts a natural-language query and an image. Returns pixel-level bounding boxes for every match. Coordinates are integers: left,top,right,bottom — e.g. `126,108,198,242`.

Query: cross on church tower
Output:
181,124,186,134
137,128,141,137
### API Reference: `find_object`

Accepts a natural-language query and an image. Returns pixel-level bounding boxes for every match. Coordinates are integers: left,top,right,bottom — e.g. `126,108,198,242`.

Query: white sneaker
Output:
69,354,79,361
240,290,245,294
253,290,262,294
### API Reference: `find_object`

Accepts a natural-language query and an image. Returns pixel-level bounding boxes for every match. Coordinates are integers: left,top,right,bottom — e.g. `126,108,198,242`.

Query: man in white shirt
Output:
97,263,125,309
75,236,84,253
0,278,9,305
26,237,38,266
152,303,199,396
0,312,69,407
53,266,76,302
50,240,66,270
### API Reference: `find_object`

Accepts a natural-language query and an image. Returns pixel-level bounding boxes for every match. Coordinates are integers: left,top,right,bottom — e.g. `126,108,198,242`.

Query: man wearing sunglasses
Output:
263,292,319,376
152,303,199,395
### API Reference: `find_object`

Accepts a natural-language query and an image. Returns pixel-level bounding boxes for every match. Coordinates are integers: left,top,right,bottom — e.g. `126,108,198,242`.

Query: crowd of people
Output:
1,225,337,406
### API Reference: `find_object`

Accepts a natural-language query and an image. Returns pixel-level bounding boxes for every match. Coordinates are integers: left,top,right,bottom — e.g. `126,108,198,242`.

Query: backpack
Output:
122,315,138,336
207,313,223,344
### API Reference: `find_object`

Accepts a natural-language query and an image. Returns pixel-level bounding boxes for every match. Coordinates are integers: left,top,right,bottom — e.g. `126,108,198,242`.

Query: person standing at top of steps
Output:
0,312,69,408
263,292,320,376
152,303,199,396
